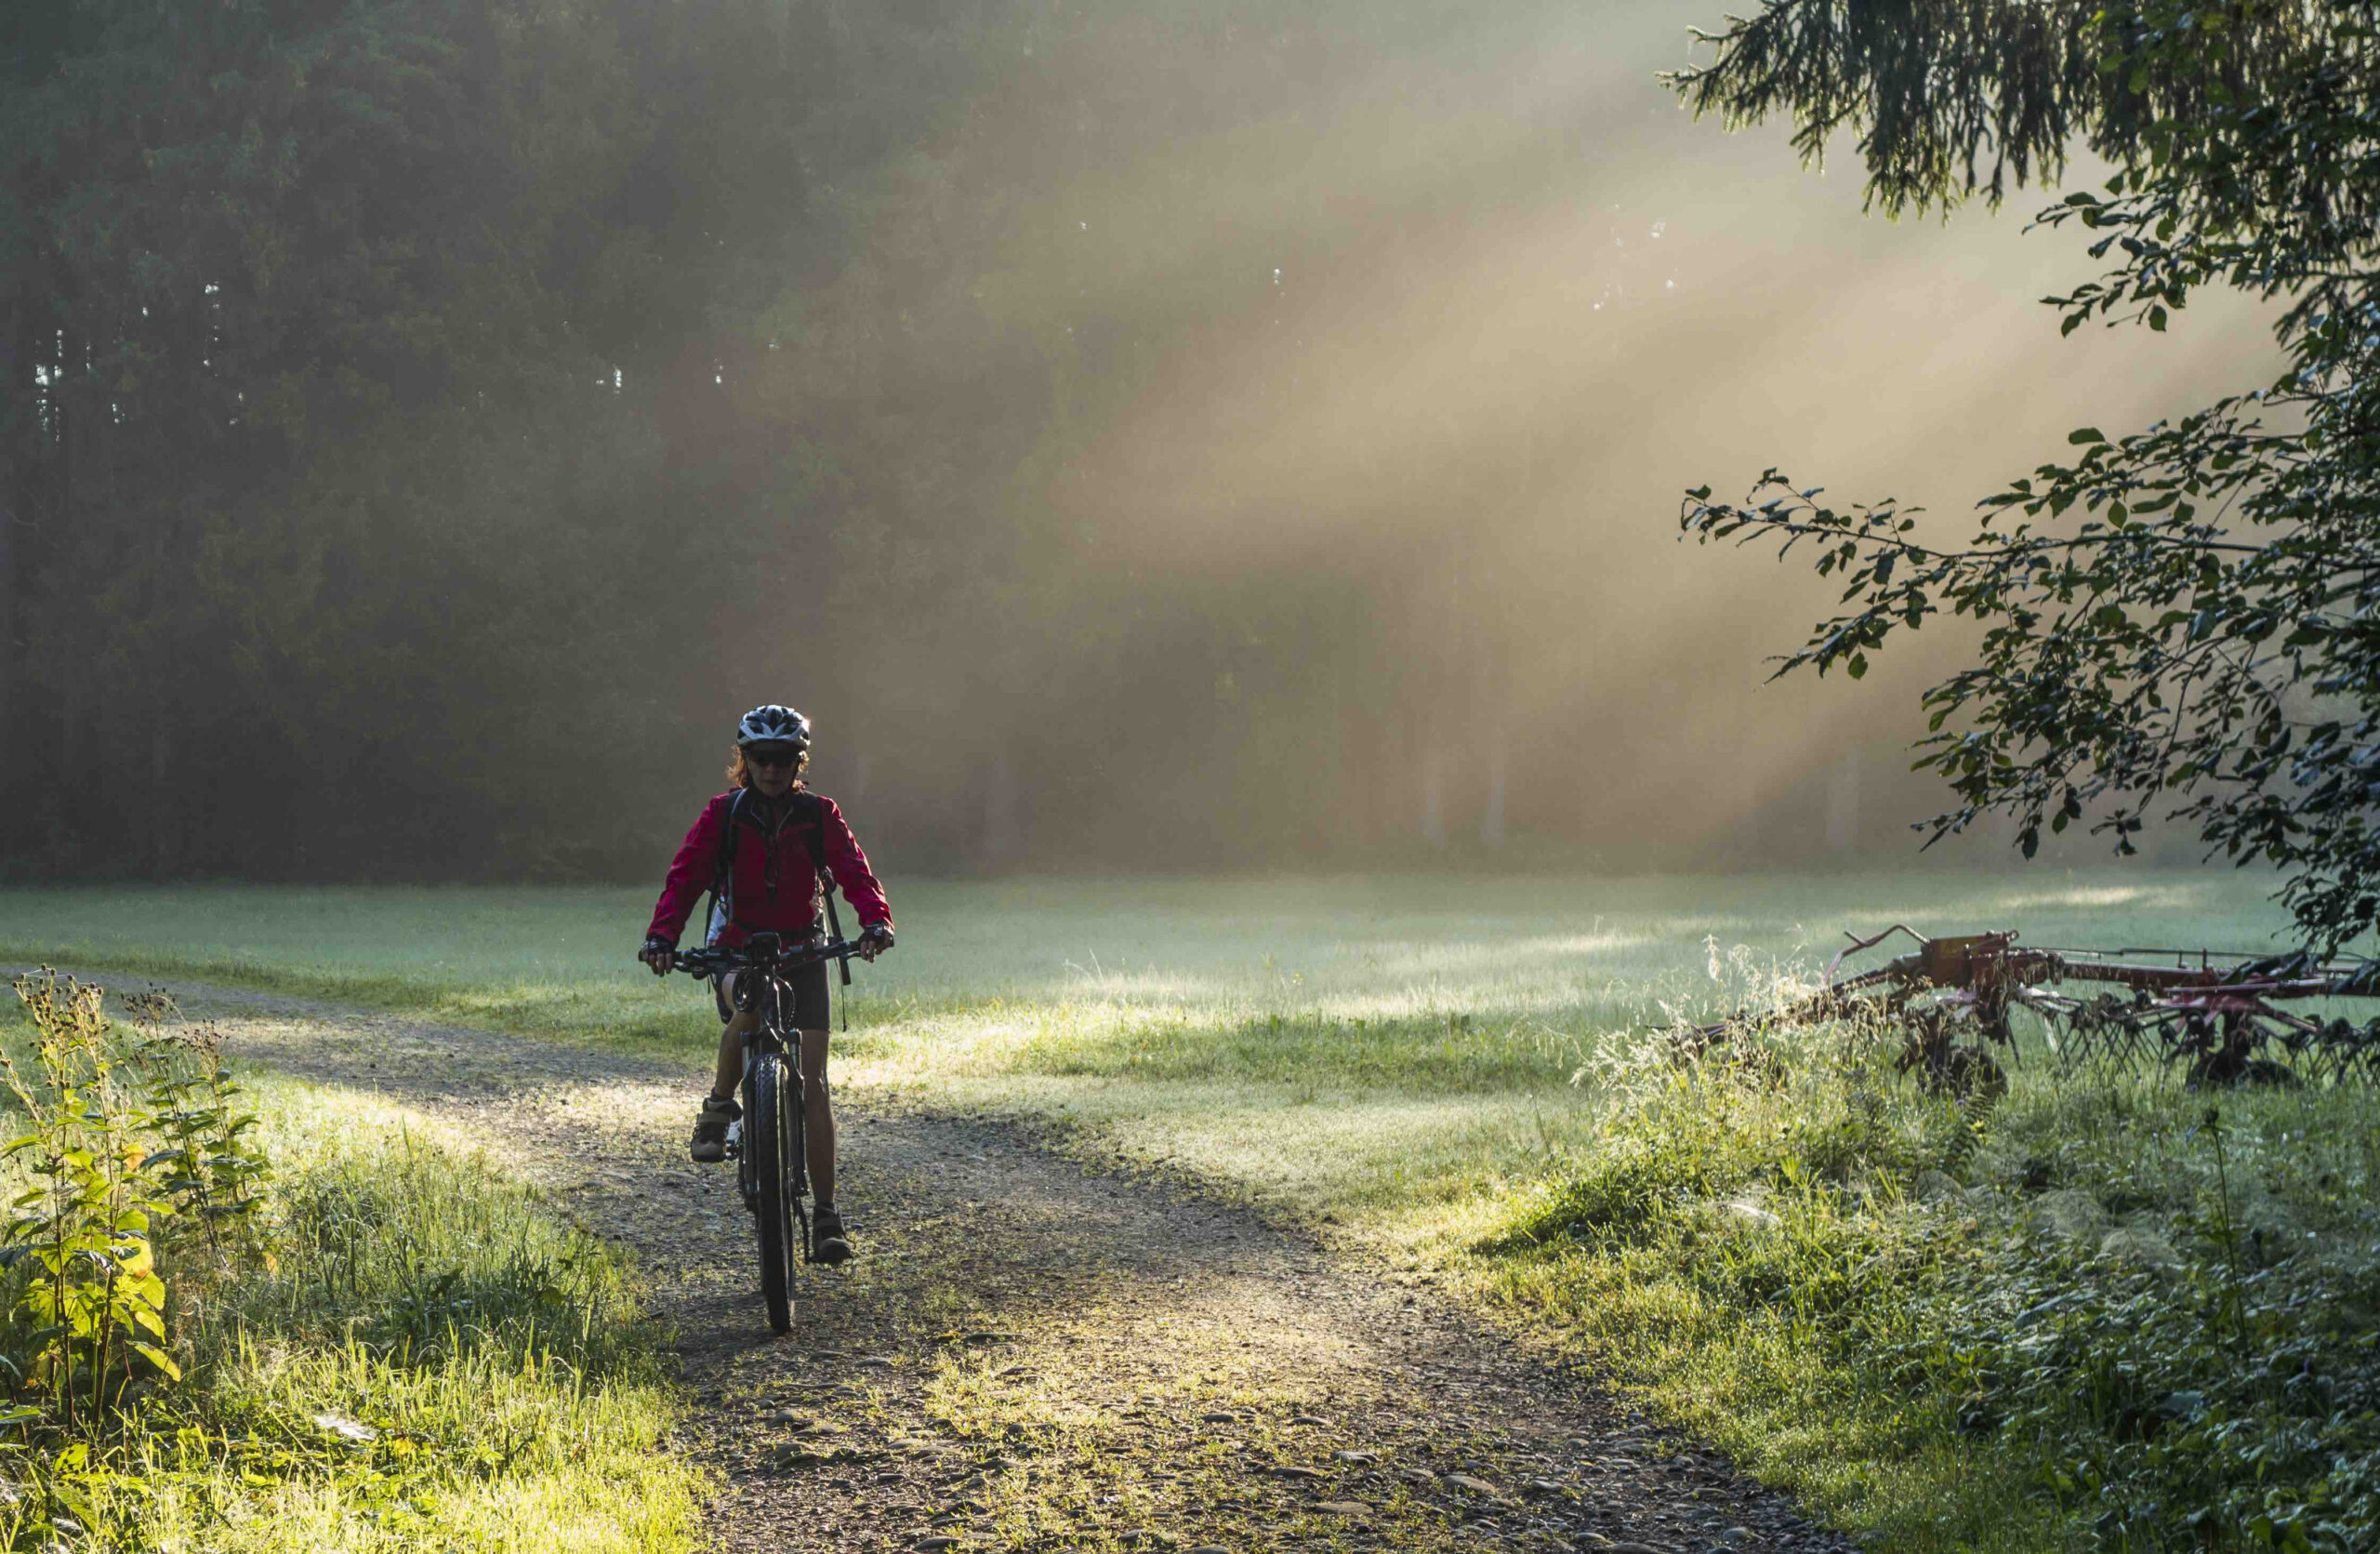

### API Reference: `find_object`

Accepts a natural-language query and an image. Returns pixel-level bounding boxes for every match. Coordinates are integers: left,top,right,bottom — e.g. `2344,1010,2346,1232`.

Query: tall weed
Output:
0,975,226,1436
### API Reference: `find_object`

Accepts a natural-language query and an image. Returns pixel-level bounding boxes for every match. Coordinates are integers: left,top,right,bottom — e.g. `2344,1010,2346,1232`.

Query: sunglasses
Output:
744,745,802,767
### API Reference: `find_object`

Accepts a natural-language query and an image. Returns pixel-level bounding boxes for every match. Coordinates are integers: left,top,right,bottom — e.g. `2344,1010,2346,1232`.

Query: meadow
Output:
0,869,2313,1219
2,868,2372,1552
0,982,699,1552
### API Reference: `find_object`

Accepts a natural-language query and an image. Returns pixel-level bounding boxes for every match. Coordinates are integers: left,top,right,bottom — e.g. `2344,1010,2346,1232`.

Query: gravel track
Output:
98,976,1856,1554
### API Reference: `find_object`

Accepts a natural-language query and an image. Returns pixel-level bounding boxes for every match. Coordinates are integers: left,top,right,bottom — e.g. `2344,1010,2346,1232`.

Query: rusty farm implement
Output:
1691,925,2380,1093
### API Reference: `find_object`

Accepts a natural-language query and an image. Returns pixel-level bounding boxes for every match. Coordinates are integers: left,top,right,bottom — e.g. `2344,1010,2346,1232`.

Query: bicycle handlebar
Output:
664,935,865,979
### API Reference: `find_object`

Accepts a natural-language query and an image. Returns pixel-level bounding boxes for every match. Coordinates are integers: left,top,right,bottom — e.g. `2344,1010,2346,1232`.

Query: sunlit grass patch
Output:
896,1284,1475,1553
0,870,2312,1061
113,1336,695,1553
3,869,2360,1550
105,1078,702,1551
1459,1010,2380,1554
0,990,698,1551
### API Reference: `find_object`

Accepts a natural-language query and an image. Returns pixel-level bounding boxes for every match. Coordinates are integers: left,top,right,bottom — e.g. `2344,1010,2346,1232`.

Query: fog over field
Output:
0,0,2277,880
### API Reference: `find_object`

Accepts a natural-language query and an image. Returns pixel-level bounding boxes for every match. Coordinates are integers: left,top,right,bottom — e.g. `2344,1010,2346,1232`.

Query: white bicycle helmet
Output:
736,704,812,749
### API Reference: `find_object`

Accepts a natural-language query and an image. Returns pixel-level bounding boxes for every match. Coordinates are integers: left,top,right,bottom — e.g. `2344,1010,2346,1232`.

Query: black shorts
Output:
713,959,832,1032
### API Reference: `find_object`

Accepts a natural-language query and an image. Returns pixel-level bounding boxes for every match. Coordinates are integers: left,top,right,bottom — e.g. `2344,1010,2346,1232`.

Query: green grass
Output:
0,869,2311,1215
1475,1015,2380,1552
2,868,2369,1551
0,994,700,1552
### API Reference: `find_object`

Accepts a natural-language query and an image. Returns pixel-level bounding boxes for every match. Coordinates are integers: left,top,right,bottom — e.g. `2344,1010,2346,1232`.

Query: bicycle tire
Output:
749,1054,799,1334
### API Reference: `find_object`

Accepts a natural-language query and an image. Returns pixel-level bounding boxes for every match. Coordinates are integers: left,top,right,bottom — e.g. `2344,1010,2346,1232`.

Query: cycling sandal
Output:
689,1096,740,1163
812,1206,853,1265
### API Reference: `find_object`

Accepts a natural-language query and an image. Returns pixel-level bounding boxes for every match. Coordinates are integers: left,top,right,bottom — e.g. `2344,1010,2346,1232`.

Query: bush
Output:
0,974,269,1439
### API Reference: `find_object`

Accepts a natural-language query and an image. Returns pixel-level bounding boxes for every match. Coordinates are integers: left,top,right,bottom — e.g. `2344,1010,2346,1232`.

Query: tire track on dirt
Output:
101,977,1856,1554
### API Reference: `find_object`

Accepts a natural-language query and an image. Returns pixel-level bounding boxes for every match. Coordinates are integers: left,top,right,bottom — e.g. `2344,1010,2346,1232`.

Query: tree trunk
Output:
0,300,16,786
1825,749,1861,854
1420,745,1447,851
981,745,1019,868
1478,724,1506,851
150,711,177,876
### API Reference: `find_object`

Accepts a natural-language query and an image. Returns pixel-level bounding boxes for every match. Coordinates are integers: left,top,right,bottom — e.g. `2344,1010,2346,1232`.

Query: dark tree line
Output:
4,0,824,875
6,0,1646,881
10,0,2143,882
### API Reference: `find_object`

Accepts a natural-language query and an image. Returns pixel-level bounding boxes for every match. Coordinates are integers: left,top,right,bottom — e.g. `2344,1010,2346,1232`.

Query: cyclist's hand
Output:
641,936,675,976
858,924,895,962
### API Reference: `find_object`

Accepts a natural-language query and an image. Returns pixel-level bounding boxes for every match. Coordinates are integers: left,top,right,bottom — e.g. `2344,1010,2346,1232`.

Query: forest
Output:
0,0,1572,880
0,0,2269,883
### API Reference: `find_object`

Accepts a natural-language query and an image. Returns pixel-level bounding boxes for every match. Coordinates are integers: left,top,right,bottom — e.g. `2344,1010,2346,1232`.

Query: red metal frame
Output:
1694,927,2380,1087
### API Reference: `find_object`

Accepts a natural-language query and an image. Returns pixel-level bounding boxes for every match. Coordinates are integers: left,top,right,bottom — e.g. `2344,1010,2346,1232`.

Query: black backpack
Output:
705,790,850,988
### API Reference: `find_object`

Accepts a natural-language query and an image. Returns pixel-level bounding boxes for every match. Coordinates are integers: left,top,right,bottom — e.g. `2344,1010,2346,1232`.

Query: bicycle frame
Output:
726,955,809,1242
661,932,864,1321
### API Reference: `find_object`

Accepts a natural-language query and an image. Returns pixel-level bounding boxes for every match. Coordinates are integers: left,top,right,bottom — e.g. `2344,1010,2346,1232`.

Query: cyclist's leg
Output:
798,1025,834,1207
690,971,755,1162
713,971,756,1101
787,956,848,1258
799,1022,853,1262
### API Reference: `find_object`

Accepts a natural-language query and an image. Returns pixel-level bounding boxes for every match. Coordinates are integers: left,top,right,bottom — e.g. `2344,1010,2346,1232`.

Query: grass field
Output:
0,869,2310,1220
0,988,699,1552
3,868,2372,1552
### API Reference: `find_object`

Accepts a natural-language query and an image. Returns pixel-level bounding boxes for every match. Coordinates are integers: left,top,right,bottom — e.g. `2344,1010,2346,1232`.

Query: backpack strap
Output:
704,789,752,944
803,793,852,989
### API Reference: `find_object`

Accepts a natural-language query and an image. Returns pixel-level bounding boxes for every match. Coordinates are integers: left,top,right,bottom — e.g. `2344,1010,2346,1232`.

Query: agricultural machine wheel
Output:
2180,1012,2301,1088
1976,985,2015,1048
2189,1043,2300,1091
1897,1011,2008,1098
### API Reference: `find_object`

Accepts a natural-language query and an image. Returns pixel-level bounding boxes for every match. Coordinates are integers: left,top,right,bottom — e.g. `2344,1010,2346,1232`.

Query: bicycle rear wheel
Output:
748,1053,801,1333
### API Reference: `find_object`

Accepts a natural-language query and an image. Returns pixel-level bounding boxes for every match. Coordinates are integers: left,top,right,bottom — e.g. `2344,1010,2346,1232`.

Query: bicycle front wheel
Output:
747,1053,801,1333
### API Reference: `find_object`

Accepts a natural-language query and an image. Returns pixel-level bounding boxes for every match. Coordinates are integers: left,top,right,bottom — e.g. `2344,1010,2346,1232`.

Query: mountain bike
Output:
667,933,863,1334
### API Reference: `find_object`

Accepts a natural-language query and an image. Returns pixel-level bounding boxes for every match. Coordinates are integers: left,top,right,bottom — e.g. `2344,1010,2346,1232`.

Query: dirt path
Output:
114,978,1854,1554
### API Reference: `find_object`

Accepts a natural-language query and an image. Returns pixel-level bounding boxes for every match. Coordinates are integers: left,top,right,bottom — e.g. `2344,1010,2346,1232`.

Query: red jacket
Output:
647,789,892,948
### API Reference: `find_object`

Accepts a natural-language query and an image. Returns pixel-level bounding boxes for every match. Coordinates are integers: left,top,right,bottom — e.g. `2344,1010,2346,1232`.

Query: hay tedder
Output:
1692,926,2380,1092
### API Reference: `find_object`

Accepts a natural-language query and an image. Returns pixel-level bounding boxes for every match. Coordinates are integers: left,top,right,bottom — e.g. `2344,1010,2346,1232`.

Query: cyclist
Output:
640,704,893,1264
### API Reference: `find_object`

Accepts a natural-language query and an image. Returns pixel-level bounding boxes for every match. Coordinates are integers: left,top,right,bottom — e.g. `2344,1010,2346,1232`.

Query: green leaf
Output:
130,1342,182,1382
2149,304,2168,331
2069,428,2106,445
